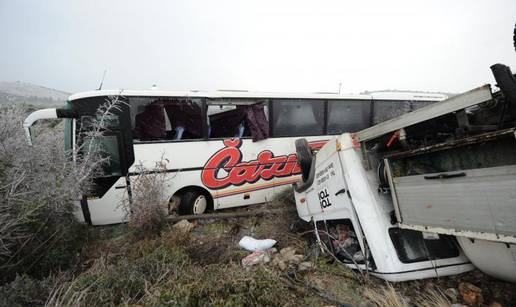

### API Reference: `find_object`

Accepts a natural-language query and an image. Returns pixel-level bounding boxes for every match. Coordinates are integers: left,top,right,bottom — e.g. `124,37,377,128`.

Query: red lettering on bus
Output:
201,139,302,189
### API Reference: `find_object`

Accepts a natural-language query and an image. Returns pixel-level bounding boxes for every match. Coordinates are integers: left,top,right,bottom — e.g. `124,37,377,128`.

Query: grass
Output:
3,193,508,306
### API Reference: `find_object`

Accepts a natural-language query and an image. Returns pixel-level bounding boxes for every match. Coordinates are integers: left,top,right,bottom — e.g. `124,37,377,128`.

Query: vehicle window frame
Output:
271,98,326,137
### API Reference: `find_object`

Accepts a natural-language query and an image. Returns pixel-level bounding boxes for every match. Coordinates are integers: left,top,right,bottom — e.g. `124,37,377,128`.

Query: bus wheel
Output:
295,138,313,181
178,190,208,215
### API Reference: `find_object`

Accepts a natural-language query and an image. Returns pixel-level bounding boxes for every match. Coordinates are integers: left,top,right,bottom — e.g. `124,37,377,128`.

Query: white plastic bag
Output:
238,236,277,251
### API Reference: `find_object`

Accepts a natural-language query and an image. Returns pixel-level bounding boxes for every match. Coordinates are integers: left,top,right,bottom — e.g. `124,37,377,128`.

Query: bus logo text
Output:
201,139,301,189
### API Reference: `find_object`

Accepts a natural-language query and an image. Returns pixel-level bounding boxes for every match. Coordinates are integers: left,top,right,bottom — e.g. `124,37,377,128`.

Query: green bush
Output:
0,274,56,307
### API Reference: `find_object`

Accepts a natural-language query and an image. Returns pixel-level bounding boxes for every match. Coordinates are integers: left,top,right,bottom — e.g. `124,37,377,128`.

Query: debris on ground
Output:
172,219,194,232
458,282,484,306
238,235,277,251
271,246,304,270
242,248,277,267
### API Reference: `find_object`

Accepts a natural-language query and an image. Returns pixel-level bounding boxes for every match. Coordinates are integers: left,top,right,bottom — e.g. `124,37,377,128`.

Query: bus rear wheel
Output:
178,190,208,215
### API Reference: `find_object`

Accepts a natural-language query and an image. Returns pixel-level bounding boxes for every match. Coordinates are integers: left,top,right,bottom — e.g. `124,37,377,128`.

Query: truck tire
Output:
178,190,208,215
295,138,313,181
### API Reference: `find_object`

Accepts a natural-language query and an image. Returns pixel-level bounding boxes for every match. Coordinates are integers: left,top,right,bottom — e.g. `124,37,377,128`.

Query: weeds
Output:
364,282,451,307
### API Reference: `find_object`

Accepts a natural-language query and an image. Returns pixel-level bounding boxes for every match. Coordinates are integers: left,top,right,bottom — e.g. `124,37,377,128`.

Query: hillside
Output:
0,81,69,107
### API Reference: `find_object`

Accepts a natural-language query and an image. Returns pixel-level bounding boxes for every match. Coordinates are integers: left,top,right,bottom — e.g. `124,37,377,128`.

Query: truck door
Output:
305,139,354,218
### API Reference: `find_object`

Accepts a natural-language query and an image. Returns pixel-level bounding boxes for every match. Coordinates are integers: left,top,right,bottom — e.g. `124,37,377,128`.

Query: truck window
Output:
272,99,324,137
316,219,366,264
388,228,459,263
327,100,370,134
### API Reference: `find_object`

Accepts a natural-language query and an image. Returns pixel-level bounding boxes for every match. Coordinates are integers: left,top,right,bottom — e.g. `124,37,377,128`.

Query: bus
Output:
24,89,446,225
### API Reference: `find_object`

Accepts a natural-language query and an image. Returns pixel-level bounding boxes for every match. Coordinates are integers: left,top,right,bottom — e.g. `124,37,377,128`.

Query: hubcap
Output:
192,195,207,214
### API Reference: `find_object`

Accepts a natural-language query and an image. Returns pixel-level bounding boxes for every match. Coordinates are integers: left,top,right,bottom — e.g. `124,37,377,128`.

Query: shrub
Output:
124,157,169,238
0,96,122,282
0,274,56,307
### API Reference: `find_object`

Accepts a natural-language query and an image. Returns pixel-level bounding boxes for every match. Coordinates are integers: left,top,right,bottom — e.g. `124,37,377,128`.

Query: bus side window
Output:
207,105,244,138
207,101,269,141
327,100,370,134
133,101,166,141
372,100,412,125
272,99,324,137
130,97,203,142
164,99,203,140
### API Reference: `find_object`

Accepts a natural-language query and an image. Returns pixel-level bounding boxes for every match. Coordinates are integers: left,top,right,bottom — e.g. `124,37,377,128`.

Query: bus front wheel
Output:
178,190,208,215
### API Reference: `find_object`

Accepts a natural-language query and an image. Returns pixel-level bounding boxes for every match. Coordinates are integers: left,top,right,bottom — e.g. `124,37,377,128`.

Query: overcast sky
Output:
1,1,515,94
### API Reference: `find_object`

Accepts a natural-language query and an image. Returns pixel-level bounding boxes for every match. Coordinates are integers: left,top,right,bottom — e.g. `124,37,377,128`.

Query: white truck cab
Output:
293,134,473,282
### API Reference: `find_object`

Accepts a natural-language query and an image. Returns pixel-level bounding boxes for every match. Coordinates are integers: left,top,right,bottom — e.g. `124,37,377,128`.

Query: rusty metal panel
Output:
392,165,516,238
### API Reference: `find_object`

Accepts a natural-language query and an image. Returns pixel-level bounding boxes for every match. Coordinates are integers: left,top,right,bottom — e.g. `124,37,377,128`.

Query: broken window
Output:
130,97,203,141
272,99,325,137
207,99,269,141
316,219,366,265
164,99,203,140
388,228,460,263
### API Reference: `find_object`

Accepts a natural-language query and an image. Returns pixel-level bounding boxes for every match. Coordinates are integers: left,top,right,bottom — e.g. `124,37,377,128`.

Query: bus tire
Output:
178,190,208,215
295,138,313,181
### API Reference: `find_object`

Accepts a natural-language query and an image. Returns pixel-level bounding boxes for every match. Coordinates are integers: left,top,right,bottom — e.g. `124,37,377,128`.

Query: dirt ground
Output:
83,197,516,307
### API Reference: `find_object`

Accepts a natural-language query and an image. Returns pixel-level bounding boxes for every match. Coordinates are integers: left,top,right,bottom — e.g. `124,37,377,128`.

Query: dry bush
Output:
123,157,169,238
415,286,451,307
0,96,123,282
364,283,409,307
364,282,451,307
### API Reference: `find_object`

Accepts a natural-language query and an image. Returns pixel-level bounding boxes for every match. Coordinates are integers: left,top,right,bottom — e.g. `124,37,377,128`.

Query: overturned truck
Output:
293,64,516,282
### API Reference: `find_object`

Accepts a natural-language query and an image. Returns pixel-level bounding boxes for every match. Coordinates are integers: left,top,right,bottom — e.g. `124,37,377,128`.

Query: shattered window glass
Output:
388,228,460,263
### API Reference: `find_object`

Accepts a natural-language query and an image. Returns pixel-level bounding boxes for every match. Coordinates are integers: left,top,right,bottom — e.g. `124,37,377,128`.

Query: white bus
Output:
24,89,446,225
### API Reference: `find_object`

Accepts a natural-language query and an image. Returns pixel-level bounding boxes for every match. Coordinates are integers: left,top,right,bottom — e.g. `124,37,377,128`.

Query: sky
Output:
0,0,515,94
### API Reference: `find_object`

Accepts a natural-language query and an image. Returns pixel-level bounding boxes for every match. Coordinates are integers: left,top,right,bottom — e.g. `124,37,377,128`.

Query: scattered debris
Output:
458,282,484,306
239,235,277,251
271,246,305,271
242,248,277,267
172,219,194,232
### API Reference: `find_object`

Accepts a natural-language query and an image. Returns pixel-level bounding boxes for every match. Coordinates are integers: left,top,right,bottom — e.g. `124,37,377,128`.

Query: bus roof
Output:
68,89,447,102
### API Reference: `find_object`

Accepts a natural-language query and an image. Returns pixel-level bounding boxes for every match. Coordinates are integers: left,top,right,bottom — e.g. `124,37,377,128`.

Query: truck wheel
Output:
178,190,208,215
295,138,313,181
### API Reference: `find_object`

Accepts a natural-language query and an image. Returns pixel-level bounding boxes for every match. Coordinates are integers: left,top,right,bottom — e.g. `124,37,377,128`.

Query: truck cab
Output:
293,135,472,282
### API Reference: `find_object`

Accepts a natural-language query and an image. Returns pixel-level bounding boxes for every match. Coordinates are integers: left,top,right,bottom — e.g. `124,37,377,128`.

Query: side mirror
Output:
23,108,77,145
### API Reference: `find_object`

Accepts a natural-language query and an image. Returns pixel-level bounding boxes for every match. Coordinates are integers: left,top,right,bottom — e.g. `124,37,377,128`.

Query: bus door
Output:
75,97,135,225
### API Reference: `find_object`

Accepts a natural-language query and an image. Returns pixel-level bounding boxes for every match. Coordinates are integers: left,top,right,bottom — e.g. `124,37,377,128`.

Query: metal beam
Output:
354,85,493,142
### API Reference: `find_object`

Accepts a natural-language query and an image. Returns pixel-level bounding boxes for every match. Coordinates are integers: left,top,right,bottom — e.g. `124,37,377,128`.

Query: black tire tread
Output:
178,190,201,215
295,138,313,181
